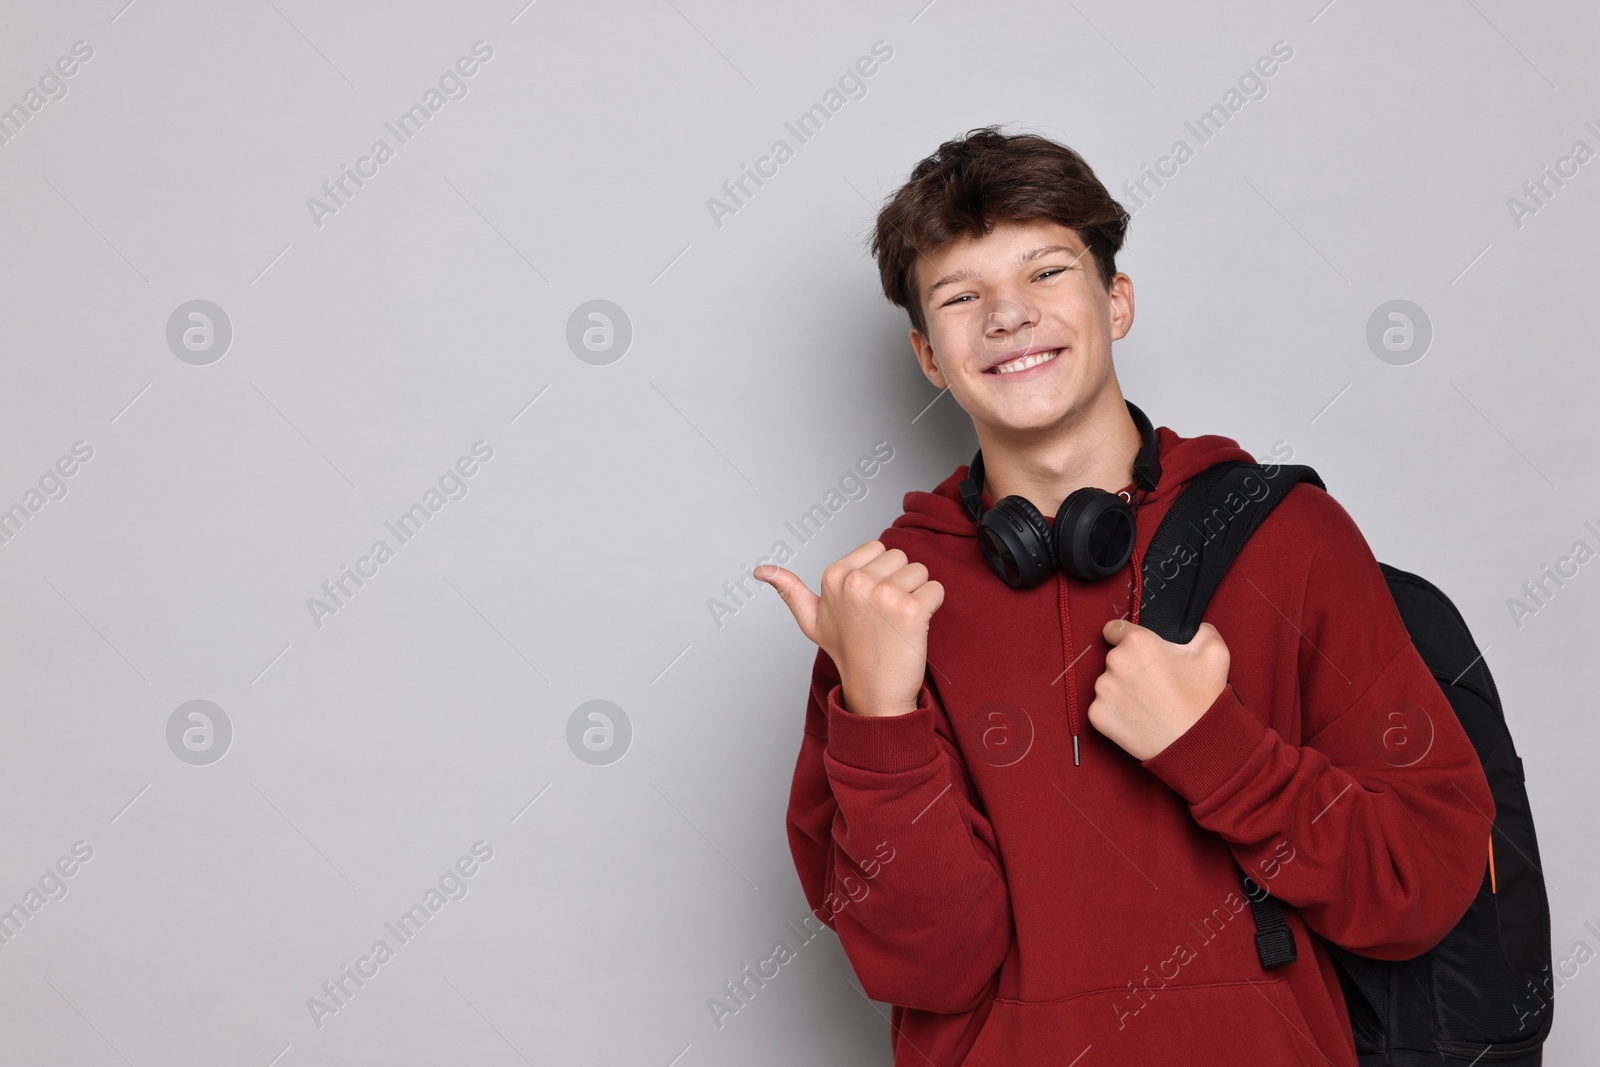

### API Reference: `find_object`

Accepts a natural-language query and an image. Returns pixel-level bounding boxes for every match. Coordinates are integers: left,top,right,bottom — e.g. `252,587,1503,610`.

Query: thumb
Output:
1103,617,1144,644
753,565,820,643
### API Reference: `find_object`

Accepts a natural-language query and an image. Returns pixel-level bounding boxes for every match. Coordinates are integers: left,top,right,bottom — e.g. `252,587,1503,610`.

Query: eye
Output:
941,293,976,306
1035,266,1069,281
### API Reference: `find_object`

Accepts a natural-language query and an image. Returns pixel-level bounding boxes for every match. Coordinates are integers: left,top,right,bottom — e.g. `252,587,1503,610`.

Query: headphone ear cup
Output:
1055,488,1135,581
977,497,1055,589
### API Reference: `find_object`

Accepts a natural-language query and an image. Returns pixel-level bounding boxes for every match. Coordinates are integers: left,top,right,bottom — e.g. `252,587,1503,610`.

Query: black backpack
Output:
1137,459,1553,1066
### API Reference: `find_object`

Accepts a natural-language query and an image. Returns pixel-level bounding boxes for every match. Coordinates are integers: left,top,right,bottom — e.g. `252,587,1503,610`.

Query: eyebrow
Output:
924,243,1086,303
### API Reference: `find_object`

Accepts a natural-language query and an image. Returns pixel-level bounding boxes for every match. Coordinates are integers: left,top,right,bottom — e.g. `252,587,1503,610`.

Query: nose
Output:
984,299,1036,335
970,294,1040,362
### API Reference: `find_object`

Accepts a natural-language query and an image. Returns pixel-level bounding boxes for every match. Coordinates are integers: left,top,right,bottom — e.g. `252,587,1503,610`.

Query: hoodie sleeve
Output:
1140,485,1495,959
785,645,1013,1013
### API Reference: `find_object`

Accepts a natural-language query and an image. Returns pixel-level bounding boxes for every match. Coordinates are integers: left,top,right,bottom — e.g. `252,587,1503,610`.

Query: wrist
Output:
840,683,917,718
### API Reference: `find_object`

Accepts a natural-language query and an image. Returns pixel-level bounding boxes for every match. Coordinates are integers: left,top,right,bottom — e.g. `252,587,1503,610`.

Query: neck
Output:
977,389,1142,518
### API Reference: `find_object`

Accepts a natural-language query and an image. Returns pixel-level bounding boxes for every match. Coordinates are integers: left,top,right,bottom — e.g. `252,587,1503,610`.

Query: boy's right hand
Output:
754,540,945,718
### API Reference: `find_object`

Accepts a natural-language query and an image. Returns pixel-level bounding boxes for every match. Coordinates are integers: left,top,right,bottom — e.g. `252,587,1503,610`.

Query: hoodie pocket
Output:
961,978,1321,1066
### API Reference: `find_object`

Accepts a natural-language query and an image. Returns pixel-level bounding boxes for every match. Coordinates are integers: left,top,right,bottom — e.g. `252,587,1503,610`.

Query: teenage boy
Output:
754,127,1494,1066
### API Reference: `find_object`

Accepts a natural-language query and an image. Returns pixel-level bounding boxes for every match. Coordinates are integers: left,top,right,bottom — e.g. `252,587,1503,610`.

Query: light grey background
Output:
0,1,1595,1064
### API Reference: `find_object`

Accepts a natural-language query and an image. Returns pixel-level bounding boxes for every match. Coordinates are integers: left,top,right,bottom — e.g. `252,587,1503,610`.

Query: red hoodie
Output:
785,421,1495,1066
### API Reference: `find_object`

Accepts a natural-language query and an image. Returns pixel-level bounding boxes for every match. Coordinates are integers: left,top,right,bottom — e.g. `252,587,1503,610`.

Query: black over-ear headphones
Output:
958,400,1162,589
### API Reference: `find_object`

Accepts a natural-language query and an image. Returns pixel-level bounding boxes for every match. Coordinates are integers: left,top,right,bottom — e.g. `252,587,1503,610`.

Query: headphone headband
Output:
959,400,1161,525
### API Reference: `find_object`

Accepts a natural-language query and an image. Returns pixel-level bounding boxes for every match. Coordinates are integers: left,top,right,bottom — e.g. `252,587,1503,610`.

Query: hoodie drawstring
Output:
1060,538,1144,767
1058,573,1079,765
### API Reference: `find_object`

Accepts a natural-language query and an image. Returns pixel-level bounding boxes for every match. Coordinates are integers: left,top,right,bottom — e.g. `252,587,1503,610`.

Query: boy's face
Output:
908,219,1133,438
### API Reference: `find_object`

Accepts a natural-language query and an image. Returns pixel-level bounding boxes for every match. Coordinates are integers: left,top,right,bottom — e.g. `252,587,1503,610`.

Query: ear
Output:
910,327,946,389
1108,272,1135,342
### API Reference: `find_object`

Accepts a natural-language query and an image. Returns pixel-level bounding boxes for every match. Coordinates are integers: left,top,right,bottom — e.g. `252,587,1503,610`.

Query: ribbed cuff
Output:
825,682,938,773
1141,682,1267,804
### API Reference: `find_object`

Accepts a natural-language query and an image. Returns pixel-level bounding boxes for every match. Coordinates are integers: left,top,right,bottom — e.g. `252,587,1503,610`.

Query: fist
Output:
754,540,944,718
1087,619,1230,761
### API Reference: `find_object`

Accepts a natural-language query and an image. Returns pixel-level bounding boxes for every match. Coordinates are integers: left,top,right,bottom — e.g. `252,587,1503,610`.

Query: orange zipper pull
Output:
1488,835,1497,894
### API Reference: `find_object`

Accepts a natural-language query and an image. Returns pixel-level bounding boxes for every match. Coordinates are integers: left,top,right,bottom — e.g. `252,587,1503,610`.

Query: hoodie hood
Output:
890,422,1257,541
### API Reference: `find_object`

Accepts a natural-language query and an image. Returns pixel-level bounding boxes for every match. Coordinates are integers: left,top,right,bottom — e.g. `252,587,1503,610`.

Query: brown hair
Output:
870,125,1130,337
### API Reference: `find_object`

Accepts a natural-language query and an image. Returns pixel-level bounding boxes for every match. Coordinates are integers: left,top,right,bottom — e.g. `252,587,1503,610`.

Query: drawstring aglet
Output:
1072,734,1080,766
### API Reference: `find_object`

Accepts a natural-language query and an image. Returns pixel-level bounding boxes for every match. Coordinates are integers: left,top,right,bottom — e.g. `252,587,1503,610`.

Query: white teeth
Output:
992,348,1060,374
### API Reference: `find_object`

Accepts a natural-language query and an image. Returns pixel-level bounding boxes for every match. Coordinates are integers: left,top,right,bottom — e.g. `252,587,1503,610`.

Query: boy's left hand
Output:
1086,619,1231,761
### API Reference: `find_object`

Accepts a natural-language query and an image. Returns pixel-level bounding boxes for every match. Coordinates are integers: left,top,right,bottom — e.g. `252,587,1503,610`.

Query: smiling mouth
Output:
987,348,1063,375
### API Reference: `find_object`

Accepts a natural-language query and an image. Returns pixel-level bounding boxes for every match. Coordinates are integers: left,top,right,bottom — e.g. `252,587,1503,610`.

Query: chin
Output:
984,407,1074,434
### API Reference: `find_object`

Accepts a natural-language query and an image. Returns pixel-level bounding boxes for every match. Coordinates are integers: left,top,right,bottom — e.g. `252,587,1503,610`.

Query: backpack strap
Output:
1140,460,1325,643
1139,460,1325,971
1244,876,1299,968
